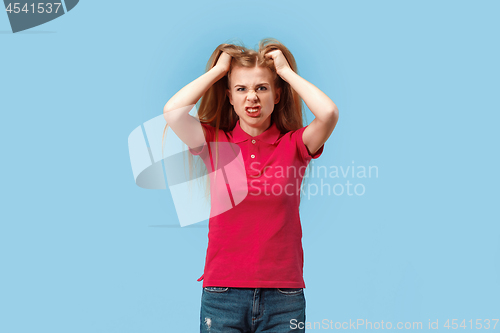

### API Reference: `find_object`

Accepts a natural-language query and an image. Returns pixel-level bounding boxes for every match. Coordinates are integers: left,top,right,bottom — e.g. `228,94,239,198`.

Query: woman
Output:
163,38,339,332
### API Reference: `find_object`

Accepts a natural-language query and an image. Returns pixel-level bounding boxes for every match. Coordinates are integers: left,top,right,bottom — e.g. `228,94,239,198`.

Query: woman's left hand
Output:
265,49,292,76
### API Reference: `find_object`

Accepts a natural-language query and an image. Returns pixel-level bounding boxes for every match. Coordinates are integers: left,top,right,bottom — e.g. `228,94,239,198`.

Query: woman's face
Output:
226,65,281,134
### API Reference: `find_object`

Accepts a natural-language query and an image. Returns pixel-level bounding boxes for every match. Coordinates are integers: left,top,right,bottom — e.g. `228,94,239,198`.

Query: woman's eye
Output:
237,87,266,92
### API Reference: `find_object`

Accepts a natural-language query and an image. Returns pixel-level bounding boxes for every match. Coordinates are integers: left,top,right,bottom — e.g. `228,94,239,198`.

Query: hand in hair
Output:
265,49,292,76
214,51,232,75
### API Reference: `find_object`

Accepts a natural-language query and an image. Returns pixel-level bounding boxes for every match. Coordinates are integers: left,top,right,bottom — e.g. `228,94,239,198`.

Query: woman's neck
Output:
239,118,272,137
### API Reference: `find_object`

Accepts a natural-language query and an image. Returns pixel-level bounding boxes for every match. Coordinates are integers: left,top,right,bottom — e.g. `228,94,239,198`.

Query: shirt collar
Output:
232,119,281,145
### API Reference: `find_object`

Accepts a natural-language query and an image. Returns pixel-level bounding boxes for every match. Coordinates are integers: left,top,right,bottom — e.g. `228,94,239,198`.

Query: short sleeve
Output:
293,125,325,161
188,122,214,156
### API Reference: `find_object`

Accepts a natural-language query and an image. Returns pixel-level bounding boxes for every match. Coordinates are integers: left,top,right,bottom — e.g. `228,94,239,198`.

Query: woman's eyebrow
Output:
234,83,270,87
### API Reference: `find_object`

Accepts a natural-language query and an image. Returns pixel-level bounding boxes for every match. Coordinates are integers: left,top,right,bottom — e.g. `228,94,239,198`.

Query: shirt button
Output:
252,140,256,144
251,154,255,158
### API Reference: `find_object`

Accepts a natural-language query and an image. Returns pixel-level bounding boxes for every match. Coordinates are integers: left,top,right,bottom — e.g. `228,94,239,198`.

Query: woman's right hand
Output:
214,51,232,75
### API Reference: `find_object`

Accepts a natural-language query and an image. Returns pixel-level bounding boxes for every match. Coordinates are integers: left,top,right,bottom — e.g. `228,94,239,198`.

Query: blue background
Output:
1,0,499,332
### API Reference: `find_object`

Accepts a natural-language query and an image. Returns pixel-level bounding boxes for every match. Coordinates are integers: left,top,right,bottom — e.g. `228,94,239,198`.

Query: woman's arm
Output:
163,53,231,150
265,50,339,156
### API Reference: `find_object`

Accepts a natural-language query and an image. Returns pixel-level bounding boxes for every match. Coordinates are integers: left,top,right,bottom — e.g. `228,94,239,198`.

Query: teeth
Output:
247,108,259,113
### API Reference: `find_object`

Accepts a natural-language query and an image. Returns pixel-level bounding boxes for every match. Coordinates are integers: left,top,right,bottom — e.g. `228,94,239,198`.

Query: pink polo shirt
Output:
188,119,324,288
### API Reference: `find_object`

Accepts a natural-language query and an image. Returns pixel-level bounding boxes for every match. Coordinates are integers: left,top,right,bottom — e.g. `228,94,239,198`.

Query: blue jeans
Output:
200,287,306,332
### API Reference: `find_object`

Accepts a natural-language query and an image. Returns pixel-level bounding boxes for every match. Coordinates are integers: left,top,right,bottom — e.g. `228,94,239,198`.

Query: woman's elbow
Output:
163,102,174,114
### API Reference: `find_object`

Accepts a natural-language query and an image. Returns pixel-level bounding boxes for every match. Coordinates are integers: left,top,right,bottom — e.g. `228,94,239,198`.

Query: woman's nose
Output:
246,91,258,100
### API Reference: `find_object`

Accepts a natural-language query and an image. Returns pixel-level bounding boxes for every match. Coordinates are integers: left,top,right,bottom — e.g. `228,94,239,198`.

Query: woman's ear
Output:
274,87,281,104
226,88,233,105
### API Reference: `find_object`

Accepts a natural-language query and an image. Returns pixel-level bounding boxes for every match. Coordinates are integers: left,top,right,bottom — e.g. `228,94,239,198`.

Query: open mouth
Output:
245,106,261,117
